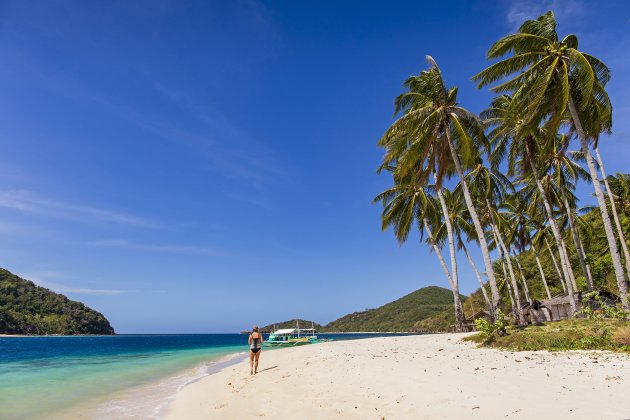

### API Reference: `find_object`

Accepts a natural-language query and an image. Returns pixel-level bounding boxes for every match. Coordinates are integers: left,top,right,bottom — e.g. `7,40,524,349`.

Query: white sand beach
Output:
166,334,630,419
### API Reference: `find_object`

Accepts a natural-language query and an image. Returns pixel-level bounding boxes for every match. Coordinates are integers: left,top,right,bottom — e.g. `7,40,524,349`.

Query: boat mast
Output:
297,319,300,338
311,321,315,337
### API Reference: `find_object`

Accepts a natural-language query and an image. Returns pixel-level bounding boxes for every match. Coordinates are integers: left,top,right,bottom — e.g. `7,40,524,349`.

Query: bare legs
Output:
249,351,261,374
254,351,261,374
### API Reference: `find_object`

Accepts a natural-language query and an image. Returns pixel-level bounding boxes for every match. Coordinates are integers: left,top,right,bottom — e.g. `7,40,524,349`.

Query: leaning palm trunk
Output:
435,185,465,330
525,151,577,313
500,259,516,312
594,146,630,278
445,129,501,319
423,219,465,327
531,242,552,299
512,251,532,302
490,223,524,324
462,242,492,309
546,238,567,293
492,224,525,324
568,95,630,310
562,194,593,290
560,237,579,292
577,238,594,288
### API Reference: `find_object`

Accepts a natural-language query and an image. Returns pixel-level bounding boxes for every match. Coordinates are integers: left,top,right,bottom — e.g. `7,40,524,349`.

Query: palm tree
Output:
431,184,466,329
481,94,578,312
460,160,526,323
373,170,465,329
378,56,502,319
539,134,593,289
473,11,629,309
574,85,630,277
435,187,493,311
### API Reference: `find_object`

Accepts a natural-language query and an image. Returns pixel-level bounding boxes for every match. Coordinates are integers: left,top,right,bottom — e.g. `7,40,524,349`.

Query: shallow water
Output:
0,333,409,419
0,335,246,420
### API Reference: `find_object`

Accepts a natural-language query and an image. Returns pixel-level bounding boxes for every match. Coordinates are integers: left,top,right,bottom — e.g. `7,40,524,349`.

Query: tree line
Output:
374,11,630,329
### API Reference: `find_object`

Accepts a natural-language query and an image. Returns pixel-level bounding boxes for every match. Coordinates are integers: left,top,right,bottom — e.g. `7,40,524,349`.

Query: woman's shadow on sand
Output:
257,365,278,373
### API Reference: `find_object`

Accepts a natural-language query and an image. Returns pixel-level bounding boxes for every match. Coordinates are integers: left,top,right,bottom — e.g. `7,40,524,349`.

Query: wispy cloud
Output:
506,0,585,30
0,190,156,227
21,271,132,296
87,238,230,257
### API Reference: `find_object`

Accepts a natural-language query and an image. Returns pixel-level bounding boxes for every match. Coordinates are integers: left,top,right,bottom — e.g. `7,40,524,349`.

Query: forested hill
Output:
321,286,463,332
0,268,115,335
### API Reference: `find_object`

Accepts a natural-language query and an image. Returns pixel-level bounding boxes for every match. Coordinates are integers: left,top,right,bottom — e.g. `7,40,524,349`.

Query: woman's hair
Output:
253,326,259,332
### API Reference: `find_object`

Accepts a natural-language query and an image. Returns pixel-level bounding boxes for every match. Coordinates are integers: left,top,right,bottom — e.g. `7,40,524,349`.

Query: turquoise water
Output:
0,333,407,419
0,335,246,420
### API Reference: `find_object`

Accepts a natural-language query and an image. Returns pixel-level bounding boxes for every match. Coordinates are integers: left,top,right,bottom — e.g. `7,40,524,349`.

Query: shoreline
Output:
165,333,630,419
49,351,248,420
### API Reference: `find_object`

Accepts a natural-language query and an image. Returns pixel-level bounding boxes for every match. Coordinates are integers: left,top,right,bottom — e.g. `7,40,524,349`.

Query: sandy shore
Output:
165,334,630,419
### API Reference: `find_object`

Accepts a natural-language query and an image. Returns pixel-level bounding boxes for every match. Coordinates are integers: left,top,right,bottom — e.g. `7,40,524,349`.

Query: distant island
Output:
263,286,463,333
0,268,115,335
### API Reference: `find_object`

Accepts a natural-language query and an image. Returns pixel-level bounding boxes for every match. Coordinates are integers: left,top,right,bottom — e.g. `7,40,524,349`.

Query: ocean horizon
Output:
0,333,408,419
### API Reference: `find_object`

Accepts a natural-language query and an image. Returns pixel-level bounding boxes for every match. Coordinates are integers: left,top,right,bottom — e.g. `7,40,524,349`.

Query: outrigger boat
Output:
263,321,331,347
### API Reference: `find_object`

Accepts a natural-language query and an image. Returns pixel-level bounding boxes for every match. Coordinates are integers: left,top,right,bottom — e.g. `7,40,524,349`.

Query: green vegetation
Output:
374,10,630,332
322,286,464,332
263,287,463,333
465,319,630,353
0,268,115,335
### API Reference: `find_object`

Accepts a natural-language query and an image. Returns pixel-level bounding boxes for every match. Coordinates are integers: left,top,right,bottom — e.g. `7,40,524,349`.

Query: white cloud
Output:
506,0,585,30
0,190,156,227
21,271,132,296
87,239,230,257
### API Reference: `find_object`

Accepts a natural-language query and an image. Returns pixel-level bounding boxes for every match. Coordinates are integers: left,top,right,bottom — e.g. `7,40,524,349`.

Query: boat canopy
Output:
272,329,296,335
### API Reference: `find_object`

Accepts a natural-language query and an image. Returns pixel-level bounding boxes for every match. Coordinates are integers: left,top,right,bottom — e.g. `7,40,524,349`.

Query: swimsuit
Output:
250,335,262,353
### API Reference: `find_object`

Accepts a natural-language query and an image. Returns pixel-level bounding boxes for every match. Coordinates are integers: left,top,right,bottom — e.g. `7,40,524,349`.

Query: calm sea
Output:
0,333,406,419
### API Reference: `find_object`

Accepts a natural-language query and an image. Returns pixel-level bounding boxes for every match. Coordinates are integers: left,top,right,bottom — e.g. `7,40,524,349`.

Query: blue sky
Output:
1,0,629,333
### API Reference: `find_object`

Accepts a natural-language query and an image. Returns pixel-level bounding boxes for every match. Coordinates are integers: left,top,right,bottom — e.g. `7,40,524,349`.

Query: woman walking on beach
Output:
248,326,263,375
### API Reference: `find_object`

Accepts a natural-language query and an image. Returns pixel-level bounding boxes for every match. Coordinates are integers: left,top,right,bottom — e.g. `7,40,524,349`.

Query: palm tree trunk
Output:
491,223,525,325
560,237,579,292
577,237,594,288
524,151,577,313
546,238,567,293
568,94,629,310
594,146,630,278
435,184,464,330
512,250,532,302
423,219,465,328
445,128,500,319
500,259,516,313
531,242,552,299
462,242,492,309
562,194,593,290
489,221,524,324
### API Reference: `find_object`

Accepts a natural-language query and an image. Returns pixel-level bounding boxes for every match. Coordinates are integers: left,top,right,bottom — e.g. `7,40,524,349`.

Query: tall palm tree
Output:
378,56,502,319
574,85,630,277
481,94,578,311
460,160,526,323
373,170,465,329
431,184,465,328
539,134,593,289
473,11,629,309
435,187,493,311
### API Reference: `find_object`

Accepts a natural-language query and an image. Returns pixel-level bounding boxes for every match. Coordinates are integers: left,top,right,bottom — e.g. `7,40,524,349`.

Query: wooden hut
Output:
540,291,620,321
521,300,551,324
456,310,493,332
